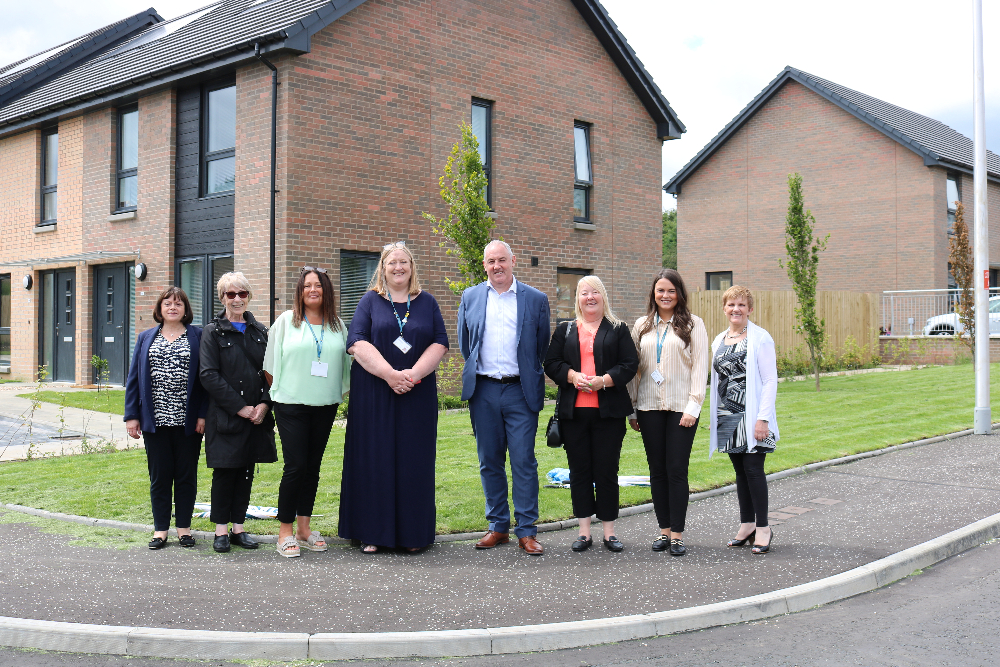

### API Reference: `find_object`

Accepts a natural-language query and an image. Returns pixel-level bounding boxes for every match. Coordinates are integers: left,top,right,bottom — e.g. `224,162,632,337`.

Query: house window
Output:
706,272,733,291
176,254,234,326
556,267,591,322
203,84,236,196
471,98,492,206
340,251,380,326
573,123,592,223
0,274,10,367
946,174,960,232
117,107,139,211
40,129,58,225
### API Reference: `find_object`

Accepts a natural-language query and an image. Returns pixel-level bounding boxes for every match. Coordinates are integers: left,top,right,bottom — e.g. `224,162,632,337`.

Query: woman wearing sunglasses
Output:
199,272,277,553
263,266,352,558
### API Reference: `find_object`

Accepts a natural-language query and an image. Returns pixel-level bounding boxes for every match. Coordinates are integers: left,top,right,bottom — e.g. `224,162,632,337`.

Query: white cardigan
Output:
709,320,779,457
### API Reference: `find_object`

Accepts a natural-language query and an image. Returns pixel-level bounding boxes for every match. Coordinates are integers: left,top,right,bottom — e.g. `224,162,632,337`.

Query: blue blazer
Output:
123,324,208,436
457,279,551,413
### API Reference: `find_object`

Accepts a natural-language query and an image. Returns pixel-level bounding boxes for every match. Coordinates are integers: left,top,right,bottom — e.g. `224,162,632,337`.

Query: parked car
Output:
923,296,1000,335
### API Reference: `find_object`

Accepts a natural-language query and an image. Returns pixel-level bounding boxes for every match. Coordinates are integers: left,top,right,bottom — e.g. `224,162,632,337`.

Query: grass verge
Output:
1,364,995,536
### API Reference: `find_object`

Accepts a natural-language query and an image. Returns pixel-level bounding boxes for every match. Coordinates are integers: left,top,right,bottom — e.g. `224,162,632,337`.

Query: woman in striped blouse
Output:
627,269,709,556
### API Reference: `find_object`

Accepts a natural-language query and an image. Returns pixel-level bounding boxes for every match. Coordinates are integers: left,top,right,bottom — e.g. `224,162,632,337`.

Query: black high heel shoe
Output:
752,529,774,554
727,530,756,547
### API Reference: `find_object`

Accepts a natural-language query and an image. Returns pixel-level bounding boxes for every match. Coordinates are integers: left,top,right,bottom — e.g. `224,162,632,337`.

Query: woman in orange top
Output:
544,276,638,552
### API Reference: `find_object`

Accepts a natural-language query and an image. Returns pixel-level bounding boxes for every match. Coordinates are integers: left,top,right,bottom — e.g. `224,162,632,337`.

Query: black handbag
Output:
546,387,562,448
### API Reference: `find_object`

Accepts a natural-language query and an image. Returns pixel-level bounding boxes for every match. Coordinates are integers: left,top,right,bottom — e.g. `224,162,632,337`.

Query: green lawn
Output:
1,364,994,536
19,390,126,414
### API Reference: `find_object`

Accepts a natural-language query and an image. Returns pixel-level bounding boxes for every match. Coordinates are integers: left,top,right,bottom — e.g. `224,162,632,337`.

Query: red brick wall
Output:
677,80,961,294
263,0,662,329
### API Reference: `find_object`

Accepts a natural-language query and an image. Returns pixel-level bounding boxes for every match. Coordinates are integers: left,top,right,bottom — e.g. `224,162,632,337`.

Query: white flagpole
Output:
972,0,991,434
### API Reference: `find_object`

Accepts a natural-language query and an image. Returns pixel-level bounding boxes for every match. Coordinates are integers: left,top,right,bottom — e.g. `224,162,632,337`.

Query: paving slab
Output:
0,433,997,636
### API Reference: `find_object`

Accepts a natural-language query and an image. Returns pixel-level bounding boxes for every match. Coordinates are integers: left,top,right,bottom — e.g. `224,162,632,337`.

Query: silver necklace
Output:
725,324,748,340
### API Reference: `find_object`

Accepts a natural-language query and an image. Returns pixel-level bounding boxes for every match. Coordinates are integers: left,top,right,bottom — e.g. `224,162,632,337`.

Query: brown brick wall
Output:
268,0,662,330
676,80,999,294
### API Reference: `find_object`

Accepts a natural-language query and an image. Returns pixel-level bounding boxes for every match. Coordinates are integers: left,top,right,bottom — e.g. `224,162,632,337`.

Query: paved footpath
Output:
0,433,997,637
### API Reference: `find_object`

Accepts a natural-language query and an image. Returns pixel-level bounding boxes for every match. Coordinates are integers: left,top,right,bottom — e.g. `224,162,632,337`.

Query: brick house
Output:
0,0,684,384
664,66,1000,294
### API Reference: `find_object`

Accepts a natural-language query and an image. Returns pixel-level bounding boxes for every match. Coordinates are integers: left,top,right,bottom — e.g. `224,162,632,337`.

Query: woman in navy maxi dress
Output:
338,275,449,550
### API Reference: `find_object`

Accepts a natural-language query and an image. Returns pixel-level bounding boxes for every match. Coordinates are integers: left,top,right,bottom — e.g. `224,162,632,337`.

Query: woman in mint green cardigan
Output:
263,267,352,558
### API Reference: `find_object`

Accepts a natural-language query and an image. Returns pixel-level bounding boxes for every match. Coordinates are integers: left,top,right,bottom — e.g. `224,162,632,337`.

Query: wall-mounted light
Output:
22,274,32,290
134,263,148,281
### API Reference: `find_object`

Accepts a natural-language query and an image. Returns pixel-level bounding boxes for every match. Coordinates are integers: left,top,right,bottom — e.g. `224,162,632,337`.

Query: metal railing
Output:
881,288,1000,336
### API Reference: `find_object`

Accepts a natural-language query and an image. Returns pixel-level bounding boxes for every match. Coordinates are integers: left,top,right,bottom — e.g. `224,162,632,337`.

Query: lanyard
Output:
305,318,325,360
392,294,411,336
654,314,673,364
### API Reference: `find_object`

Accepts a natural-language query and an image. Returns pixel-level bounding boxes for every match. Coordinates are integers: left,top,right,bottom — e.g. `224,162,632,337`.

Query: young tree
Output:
423,122,496,296
779,173,829,391
949,200,974,354
662,209,677,269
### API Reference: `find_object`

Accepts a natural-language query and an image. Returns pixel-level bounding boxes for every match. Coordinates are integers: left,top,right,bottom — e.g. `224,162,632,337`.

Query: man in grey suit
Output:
457,240,551,555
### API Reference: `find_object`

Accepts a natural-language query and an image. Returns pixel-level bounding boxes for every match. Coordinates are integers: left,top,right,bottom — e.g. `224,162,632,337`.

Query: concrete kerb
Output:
5,423,995,545
1,512,997,659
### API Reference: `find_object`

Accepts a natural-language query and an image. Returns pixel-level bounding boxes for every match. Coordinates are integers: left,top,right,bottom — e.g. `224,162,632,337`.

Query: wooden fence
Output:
688,290,880,356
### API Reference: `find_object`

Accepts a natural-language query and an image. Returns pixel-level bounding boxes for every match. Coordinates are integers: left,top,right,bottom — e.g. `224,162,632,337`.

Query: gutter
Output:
254,43,279,325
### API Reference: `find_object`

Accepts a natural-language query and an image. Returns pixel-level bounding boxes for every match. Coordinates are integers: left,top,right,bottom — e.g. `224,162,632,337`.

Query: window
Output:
471,98,492,206
40,129,58,224
556,267,591,322
176,254,234,326
573,123,592,223
203,84,236,195
947,174,960,232
706,272,733,291
0,274,10,367
340,251,380,326
116,107,138,211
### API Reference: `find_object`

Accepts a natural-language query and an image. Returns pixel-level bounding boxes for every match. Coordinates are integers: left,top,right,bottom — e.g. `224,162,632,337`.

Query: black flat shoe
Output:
148,537,167,550
727,530,755,547
603,536,624,552
213,534,231,553
230,531,258,549
177,534,196,548
571,536,593,552
651,535,671,552
752,530,774,554
669,539,686,556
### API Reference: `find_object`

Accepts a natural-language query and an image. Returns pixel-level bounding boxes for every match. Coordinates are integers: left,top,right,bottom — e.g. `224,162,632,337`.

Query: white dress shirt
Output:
477,277,520,378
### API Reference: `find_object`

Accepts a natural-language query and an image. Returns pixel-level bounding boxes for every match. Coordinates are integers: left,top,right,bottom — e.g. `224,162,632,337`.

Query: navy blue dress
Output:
338,290,449,548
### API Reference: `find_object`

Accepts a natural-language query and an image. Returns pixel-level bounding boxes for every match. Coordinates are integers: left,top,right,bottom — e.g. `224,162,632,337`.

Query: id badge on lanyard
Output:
311,361,329,377
306,319,327,377
392,294,412,354
652,315,671,386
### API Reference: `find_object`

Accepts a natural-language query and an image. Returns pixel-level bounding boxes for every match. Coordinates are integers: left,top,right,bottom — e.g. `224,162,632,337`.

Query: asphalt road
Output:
2,538,997,667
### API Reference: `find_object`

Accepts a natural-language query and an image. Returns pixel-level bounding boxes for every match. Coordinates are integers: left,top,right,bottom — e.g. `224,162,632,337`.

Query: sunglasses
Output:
383,241,406,250
224,291,250,299
301,266,328,274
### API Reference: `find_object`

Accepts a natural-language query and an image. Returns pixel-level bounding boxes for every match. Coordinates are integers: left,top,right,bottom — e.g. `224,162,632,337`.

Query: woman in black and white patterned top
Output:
124,287,207,550
709,285,779,555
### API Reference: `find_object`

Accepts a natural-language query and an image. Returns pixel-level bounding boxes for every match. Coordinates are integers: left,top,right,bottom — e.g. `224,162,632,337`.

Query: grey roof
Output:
664,66,1000,194
0,0,683,142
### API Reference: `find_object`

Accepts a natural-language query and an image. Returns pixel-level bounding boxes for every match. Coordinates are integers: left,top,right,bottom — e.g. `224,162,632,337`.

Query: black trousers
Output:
729,452,769,527
561,407,626,522
274,402,337,524
210,466,255,525
637,410,698,533
143,426,202,532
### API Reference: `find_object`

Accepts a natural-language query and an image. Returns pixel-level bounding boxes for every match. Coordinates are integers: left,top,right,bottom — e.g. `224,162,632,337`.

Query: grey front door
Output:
43,269,76,382
93,264,129,385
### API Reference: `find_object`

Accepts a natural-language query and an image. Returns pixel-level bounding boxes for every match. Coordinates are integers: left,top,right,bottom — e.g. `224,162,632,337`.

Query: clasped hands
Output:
237,403,269,425
568,369,608,394
387,369,420,395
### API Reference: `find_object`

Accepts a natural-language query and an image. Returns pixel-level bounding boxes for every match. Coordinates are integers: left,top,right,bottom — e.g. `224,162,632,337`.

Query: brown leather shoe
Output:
518,536,543,555
475,531,510,549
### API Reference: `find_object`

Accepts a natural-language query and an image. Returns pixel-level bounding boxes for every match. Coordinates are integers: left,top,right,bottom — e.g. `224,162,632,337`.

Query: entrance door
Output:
40,269,76,382
93,264,129,385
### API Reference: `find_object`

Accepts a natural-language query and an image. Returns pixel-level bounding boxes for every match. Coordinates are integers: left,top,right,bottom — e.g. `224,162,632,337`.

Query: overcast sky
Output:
2,0,997,210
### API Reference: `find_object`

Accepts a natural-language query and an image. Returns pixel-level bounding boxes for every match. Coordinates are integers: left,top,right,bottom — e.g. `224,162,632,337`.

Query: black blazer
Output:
544,318,639,420
199,310,277,469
